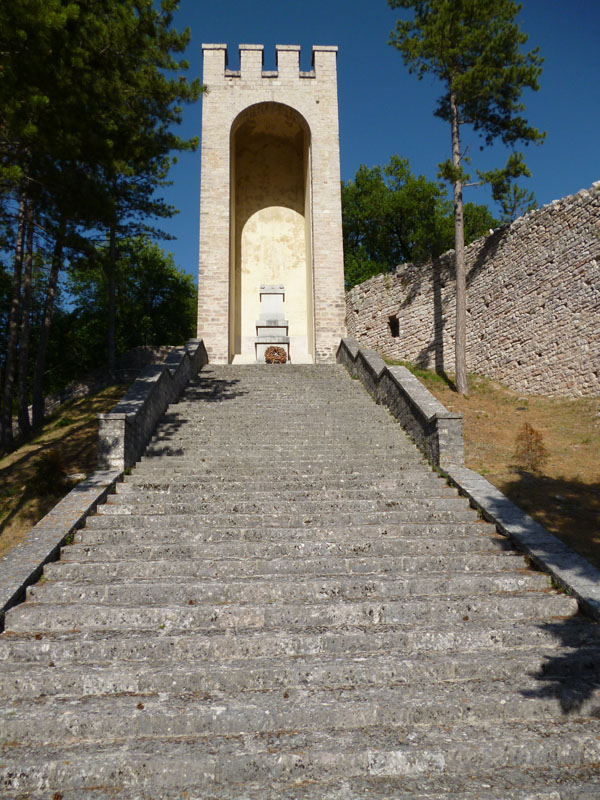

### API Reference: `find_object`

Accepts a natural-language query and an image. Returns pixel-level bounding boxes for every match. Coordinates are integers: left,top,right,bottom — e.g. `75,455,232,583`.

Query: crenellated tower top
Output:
201,43,338,83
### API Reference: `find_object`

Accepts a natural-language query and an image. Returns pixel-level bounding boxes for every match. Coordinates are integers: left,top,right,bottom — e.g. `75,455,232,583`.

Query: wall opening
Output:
388,316,400,338
229,102,314,363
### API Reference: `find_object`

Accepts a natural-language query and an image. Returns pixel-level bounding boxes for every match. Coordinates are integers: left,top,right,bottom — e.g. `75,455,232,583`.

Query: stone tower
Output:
197,44,346,364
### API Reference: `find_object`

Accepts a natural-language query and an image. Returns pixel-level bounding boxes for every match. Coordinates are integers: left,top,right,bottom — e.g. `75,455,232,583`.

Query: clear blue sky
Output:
158,0,600,281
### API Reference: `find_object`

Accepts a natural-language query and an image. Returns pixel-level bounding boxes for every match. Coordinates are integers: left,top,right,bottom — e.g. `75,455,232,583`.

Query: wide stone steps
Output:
0,724,599,798
1,363,598,797
1,779,598,800
63,535,512,560
100,497,473,516
24,573,549,608
8,592,575,636
114,483,459,499
85,509,480,528
3,683,599,748
1,619,596,666
3,647,599,699
39,552,527,582
74,521,493,544
118,476,452,493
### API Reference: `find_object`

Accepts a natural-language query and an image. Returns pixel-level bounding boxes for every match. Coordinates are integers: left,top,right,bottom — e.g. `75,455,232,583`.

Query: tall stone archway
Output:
230,103,314,362
198,44,346,364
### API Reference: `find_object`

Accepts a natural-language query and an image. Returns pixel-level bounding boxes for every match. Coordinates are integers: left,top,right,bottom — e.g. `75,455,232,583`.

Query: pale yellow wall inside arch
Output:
231,104,313,362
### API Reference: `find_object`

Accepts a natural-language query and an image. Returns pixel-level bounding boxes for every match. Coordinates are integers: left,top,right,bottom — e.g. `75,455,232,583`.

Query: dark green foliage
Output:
342,155,498,288
0,1,202,446
43,237,196,390
389,0,544,146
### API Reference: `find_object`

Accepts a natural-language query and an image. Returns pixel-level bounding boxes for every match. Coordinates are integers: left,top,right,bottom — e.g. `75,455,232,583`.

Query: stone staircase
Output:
1,364,599,798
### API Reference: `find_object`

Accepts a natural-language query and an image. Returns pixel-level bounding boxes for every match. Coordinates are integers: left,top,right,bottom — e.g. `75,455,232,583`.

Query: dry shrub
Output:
265,346,287,364
513,422,549,472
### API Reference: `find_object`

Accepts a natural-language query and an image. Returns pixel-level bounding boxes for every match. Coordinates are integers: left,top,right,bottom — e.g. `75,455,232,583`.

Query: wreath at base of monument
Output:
264,346,287,364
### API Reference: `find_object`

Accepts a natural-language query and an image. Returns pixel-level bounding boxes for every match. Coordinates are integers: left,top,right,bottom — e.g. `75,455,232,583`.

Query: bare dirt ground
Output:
0,385,126,560
387,361,600,570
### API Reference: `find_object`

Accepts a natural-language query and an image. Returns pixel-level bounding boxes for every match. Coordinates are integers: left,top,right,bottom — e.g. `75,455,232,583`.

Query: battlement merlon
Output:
201,44,338,83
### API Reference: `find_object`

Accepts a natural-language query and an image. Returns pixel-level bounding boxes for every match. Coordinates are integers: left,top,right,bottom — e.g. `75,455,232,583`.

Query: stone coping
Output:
98,339,208,470
445,467,600,622
336,338,464,469
336,338,600,622
0,470,122,631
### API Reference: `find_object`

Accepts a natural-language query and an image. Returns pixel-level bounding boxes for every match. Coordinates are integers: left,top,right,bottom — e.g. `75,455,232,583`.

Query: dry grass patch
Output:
0,385,127,559
386,360,600,569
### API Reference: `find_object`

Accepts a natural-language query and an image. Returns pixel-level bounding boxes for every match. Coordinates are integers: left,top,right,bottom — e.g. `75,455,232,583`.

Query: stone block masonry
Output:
346,182,600,397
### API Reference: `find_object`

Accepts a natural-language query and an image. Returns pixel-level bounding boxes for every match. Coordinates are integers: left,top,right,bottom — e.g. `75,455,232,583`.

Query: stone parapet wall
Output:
98,339,208,470
336,338,464,470
346,182,600,396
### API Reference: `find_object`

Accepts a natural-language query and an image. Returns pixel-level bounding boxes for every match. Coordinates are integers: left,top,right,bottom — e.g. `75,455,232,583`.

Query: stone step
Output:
1,619,595,665
3,778,595,800
101,496,468,516
120,472,451,490
73,521,500,545
0,724,598,795
134,455,421,469
3,683,599,748
138,450,425,462
115,482,459,499
69,533,511,558
85,509,480,527
2,647,598,700
131,463,437,479
144,440,423,452
148,433,414,446
5,592,577,634
41,552,527,580
27,571,548,606
145,436,418,448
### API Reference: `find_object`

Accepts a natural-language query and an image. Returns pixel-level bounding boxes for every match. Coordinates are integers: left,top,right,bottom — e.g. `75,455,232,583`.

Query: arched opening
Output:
229,102,314,363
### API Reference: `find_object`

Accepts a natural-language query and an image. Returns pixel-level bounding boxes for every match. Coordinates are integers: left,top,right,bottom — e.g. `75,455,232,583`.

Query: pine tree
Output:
388,0,544,394
0,1,202,447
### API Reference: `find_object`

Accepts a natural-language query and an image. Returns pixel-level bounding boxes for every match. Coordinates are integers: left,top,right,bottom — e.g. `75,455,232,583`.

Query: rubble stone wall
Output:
346,182,600,396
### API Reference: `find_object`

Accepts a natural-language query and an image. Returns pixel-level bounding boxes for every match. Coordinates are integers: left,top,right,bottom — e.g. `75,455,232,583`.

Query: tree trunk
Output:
1,193,27,450
32,216,66,429
450,89,469,396
17,206,35,438
107,224,117,380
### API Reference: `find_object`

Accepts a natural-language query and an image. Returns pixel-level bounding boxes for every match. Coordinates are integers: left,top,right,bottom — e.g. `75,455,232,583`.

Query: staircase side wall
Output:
346,182,600,397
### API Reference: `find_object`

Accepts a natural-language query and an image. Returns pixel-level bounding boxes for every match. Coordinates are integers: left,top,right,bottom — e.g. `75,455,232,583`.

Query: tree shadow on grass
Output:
501,470,600,571
0,385,128,547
